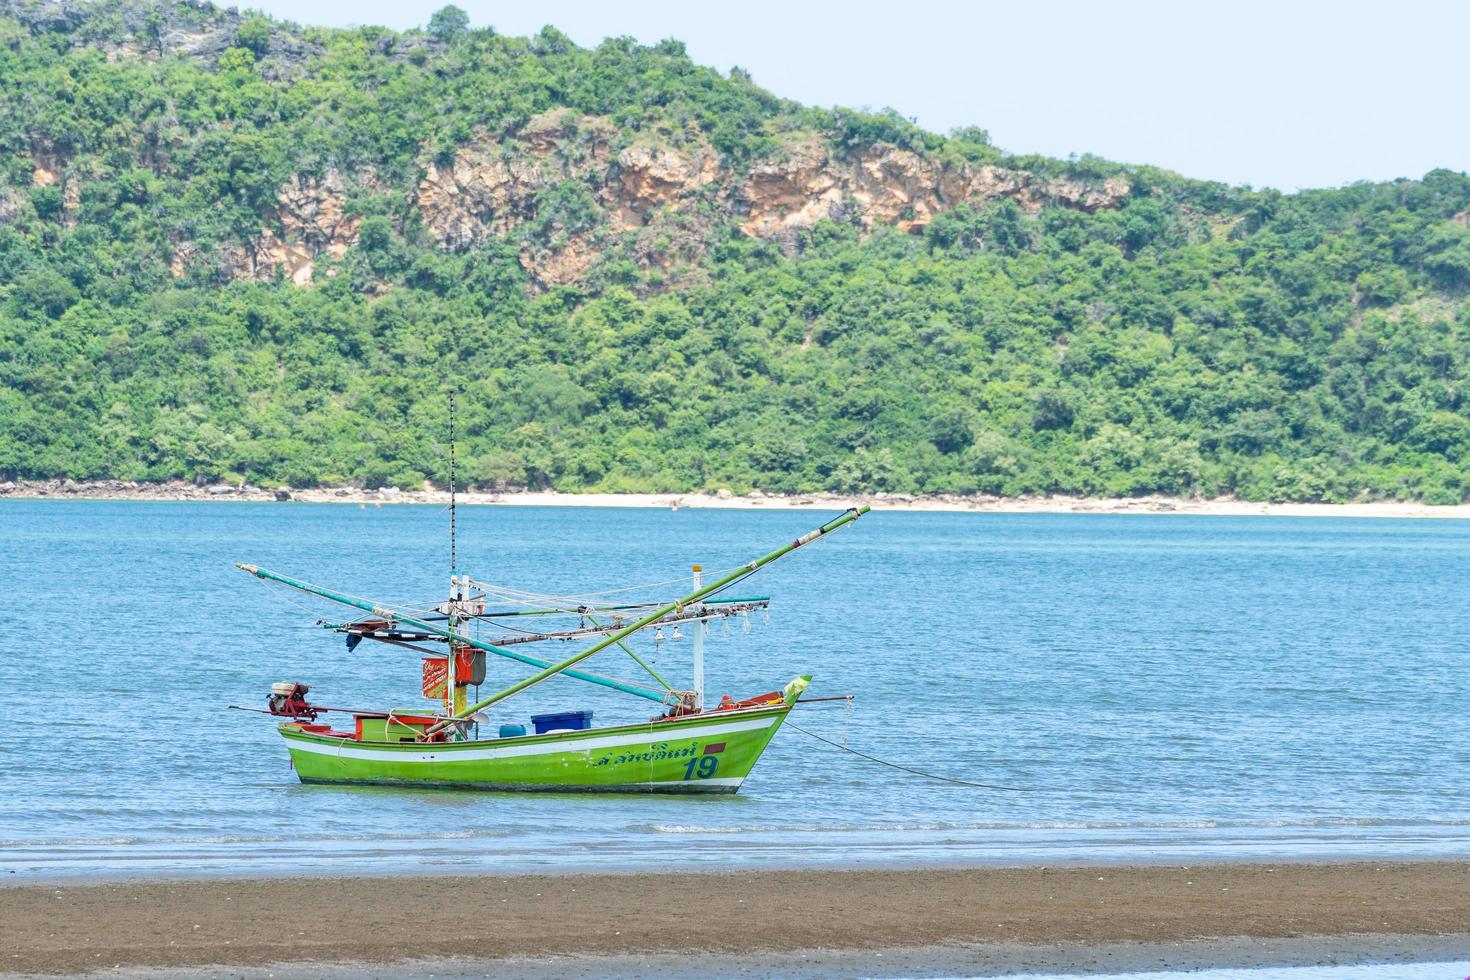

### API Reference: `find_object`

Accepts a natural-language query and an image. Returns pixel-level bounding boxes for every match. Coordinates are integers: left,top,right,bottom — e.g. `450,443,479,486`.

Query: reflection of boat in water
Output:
234,506,868,793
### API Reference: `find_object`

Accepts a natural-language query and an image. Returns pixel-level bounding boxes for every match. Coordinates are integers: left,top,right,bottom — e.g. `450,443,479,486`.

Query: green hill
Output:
2,0,1469,502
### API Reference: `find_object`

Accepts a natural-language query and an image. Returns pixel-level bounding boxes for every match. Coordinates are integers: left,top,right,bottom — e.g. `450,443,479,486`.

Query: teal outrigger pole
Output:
235,563,676,705
425,505,870,736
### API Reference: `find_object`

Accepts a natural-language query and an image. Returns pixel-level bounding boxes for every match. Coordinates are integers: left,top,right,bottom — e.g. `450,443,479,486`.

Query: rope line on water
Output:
785,720,1038,793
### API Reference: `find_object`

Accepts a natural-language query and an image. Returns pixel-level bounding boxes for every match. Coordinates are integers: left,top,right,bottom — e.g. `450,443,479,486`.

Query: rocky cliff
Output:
226,112,1128,289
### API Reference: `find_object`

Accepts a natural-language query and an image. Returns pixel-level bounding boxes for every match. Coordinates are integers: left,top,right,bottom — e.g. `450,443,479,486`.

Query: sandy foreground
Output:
3,862,1468,976
4,478,1470,518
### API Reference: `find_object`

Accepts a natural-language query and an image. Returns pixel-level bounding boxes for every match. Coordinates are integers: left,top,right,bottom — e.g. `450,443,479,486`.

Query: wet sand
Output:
3,861,1467,975
58,935,1470,978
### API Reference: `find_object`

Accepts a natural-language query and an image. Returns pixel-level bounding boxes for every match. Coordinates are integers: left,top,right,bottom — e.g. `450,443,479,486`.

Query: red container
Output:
423,651,484,698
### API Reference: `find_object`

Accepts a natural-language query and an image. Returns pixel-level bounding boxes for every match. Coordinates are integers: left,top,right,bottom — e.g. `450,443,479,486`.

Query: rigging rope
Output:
584,611,675,692
464,560,752,607
785,720,1038,793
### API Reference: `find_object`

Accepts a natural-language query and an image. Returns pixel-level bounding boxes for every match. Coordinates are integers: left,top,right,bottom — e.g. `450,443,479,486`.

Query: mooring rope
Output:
785,720,1039,792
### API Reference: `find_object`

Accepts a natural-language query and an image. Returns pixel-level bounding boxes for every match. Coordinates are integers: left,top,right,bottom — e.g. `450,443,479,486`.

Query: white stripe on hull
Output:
284,716,780,764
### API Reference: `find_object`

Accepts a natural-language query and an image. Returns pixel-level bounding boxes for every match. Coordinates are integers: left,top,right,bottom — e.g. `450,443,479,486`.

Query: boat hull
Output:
279,704,793,794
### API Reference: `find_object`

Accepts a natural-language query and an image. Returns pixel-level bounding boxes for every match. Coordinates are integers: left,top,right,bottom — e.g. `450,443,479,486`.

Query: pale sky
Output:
245,0,1470,191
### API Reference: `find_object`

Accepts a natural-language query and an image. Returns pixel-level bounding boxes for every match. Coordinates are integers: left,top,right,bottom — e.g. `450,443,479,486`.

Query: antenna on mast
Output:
446,386,466,729
449,387,457,575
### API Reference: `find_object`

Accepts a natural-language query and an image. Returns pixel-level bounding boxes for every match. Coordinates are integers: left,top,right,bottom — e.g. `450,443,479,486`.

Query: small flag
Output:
422,657,449,699
703,742,725,755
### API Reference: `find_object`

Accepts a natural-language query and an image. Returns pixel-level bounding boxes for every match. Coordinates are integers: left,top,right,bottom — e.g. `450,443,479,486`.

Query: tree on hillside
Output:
235,16,271,55
427,6,469,42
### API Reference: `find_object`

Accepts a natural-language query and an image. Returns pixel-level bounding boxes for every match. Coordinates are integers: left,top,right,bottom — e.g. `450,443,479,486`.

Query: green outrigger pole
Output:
234,563,676,705
425,504,870,736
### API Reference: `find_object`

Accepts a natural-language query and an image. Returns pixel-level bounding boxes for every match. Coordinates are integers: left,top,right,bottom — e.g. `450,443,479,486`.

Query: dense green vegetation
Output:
1,1,1469,501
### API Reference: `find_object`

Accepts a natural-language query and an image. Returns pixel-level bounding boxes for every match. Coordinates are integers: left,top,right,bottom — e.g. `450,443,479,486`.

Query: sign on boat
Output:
233,505,869,793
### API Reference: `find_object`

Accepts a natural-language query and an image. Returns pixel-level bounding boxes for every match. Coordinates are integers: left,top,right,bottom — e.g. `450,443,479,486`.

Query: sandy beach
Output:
4,478,1470,518
3,861,1467,975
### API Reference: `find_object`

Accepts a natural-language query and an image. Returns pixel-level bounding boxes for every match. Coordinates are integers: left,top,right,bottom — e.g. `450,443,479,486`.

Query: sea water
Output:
2,501,1469,878
1009,964,1470,980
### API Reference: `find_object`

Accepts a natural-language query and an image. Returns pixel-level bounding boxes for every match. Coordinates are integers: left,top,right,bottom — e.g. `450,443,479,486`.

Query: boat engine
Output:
267,681,318,720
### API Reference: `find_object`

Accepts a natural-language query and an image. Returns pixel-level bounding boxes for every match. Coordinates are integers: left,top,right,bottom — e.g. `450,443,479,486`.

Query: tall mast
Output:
446,389,464,726
449,387,457,576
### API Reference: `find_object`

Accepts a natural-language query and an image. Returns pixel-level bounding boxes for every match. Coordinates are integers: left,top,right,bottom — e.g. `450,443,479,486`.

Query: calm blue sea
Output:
2,501,1469,879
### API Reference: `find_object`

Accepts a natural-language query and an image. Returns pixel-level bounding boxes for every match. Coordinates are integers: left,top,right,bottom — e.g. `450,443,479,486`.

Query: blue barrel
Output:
498,723,527,738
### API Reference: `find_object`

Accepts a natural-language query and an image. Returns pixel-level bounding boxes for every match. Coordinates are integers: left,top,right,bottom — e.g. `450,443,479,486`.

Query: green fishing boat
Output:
234,505,868,794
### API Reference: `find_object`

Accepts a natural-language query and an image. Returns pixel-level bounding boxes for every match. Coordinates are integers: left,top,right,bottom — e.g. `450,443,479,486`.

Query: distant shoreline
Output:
3,861,1466,975
3,478,1469,518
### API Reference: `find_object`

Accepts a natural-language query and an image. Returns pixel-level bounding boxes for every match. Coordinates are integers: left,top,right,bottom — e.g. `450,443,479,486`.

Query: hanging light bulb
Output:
722,616,730,637
654,626,665,643
741,611,751,635
672,625,683,640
